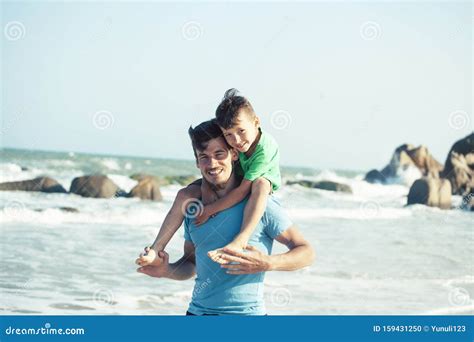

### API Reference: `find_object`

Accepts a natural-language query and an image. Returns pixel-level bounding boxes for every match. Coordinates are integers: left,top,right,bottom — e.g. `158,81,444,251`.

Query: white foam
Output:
101,159,120,171
107,174,137,192
0,205,168,226
423,305,474,315
390,165,423,187
287,207,412,220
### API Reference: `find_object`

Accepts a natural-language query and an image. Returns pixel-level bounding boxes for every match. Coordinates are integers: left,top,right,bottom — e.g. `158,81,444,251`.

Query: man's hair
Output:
215,88,256,129
188,119,230,159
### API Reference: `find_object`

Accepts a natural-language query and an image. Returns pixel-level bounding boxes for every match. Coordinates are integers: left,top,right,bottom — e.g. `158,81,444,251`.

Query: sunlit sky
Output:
1,1,472,170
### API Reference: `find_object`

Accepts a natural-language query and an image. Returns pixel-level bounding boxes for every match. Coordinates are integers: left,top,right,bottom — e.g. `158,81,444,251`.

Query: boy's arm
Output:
204,179,253,216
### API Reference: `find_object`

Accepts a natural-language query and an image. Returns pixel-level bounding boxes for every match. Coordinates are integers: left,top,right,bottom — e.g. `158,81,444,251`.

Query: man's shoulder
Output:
260,196,292,238
262,196,284,222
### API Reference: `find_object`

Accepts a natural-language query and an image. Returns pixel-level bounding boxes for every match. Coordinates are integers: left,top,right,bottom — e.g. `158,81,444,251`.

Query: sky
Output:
1,0,472,170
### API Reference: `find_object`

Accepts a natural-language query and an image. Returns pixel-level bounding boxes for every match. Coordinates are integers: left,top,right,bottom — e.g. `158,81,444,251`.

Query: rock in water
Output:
405,145,443,178
70,175,123,198
407,177,452,209
364,169,386,184
287,180,352,193
440,133,474,196
0,177,67,193
365,144,442,185
129,176,163,201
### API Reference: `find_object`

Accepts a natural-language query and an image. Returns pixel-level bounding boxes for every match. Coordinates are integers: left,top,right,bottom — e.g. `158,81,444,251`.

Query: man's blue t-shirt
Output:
183,197,292,315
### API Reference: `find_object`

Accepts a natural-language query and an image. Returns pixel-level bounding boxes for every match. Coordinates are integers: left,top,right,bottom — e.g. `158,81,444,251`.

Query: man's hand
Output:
136,251,170,278
218,245,272,274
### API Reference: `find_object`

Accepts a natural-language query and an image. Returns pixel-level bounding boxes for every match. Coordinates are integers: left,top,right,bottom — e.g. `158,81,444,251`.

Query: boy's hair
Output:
188,119,230,159
215,88,256,129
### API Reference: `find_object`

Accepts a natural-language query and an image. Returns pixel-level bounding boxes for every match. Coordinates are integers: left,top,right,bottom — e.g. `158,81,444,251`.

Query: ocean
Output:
0,148,472,315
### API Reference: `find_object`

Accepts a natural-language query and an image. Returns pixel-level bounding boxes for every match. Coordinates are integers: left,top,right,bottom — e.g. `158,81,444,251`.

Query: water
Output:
0,148,472,315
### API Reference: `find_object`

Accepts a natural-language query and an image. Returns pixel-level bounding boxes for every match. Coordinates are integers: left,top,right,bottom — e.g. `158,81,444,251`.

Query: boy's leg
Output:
208,178,271,262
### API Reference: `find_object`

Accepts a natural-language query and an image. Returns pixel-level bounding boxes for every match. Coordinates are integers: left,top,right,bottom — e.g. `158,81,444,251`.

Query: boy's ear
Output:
254,116,261,127
230,148,239,161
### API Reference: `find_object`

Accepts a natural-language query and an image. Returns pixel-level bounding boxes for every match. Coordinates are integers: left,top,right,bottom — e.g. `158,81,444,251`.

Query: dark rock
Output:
129,177,163,201
129,173,159,182
364,169,387,184
164,175,198,186
70,175,123,198
407,177,451,209
34,206,79,213
0,177,67,193
287,180,352,193
440,133,474,196
365,144,443,185
58,206,79,213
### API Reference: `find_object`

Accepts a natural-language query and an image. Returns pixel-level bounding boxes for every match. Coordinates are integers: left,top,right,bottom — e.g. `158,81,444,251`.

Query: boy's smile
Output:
221,111,260,154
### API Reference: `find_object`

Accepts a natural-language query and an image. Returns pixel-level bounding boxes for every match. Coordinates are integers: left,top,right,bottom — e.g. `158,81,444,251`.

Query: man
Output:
136,120,315,315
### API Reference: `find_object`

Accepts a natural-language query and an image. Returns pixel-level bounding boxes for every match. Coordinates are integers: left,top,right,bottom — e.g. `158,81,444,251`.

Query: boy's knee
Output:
252,178,271,192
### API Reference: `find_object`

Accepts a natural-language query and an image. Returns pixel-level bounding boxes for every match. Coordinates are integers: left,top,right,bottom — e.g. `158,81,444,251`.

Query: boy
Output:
136,88,280,266
195,88,281,262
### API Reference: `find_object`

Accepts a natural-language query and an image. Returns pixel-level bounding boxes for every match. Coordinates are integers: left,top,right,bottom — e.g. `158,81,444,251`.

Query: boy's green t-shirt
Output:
238,130,281,191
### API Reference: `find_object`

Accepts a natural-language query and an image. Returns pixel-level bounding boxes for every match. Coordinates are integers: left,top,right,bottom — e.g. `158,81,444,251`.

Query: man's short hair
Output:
215,88,256,129
188,119,231,159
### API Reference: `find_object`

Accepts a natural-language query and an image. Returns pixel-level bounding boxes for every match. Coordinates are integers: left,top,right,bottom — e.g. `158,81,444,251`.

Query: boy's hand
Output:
137,251,170,278
135,247,164,267
194,207,213,226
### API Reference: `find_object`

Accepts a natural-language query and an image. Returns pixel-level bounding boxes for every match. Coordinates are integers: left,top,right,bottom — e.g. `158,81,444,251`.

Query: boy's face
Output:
195,136,238,186
221,111,260,153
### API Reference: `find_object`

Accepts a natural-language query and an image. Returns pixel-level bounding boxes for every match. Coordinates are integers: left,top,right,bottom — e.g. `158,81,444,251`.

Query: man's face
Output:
195,137,238,186
221,111,260,153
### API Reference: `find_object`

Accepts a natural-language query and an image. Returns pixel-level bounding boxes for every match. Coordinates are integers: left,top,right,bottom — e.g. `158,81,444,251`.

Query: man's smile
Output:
207,168,224,177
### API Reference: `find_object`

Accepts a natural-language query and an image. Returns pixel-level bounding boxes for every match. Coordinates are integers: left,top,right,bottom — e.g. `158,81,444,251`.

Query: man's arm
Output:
269,225,315,271
137,241,197,281
218,225,315,274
